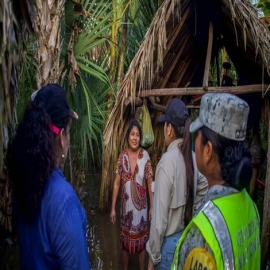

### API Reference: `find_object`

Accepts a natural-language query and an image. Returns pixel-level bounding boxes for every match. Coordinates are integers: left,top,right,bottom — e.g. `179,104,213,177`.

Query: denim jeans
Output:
155,231,183,270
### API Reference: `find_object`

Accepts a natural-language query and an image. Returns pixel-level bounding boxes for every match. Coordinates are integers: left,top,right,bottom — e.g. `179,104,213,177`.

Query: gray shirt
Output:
146,139,208,264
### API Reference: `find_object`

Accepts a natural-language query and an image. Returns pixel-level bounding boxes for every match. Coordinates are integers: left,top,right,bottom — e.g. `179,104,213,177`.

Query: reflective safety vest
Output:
172,189,260,270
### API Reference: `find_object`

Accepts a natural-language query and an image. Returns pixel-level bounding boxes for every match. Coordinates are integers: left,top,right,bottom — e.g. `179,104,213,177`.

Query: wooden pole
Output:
249,166,258,199
138,84,268,97
261,98,270,269
216,54,220,87
124,97,200,112
116,14,128,91
99,146,112,211
166,7,191,51
124,97,143,107
159,37,189,88
203,22,213,91
149,97,166,112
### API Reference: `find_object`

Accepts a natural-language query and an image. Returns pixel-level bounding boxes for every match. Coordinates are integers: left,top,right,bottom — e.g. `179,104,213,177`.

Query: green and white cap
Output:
190,93,250,141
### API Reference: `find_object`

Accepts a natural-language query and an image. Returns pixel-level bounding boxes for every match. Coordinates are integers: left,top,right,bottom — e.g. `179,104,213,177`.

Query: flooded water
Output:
83,173,149,270
0,173,149,270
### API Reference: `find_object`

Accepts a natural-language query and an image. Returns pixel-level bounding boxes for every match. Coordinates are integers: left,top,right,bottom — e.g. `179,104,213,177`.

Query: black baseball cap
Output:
158,98,189,126
31,84,79,128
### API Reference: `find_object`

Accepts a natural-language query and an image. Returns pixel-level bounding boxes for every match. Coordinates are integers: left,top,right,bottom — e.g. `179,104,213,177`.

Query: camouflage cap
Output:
190,93,250,141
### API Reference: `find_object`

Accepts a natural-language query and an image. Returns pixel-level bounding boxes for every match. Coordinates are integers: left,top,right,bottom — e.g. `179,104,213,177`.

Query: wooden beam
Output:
174,57,192,86
203,22,214,91
138,84,268,97
149,104,200,111
187,105,200,109
261,98,270,269
123,97,143,112
152,6,191,85
124,97,143,107
216,54,220,87
159,37,189,88
166,6,191,52
149,97,166,112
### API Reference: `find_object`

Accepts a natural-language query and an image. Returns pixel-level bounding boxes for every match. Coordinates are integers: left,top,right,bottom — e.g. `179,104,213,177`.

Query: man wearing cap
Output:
171,93,260,270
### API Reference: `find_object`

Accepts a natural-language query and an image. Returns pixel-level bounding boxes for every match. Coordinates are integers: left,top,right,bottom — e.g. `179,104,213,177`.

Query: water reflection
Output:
84,174,148,270
0,174,148,269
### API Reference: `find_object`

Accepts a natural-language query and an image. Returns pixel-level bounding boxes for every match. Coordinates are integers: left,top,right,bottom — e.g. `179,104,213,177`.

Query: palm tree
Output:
22,0,66,87
0,0,20,231
62,0,114,177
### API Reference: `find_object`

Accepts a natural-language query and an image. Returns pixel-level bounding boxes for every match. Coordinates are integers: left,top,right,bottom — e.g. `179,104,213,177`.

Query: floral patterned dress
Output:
116,148,153,254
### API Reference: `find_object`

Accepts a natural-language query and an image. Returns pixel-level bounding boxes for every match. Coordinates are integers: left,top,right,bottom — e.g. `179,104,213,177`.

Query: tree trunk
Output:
0,0,19,231
25,0,66,88
116,14,128,91
261,98,270,269
107,0,129,112
99,146,112,211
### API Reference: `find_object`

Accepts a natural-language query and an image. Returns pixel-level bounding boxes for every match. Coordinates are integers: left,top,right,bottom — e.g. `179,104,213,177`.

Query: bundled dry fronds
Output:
68,20,81,89
224,0,270,74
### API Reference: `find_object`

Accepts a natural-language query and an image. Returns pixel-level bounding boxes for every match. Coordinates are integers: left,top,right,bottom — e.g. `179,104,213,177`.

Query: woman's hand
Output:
110,208,116,224
149,207,152,221
148,258,154,270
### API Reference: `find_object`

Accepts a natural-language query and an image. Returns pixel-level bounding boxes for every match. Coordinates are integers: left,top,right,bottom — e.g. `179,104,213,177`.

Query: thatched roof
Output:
100,0,270,209
104,0,270,146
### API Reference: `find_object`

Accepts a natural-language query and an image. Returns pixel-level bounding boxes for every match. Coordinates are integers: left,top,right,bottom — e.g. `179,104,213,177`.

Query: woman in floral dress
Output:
110,119,153,270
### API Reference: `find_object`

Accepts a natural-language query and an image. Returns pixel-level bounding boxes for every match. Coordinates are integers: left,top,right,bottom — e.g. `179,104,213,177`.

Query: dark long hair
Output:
9,98,69,223
200,126,252,190
171,117,194,226
125,119,143,145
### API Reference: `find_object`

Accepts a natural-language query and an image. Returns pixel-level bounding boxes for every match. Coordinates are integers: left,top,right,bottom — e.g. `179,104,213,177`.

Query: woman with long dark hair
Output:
146,98,208,270
172,93,260,269
110,119,153,270
9,84,90,269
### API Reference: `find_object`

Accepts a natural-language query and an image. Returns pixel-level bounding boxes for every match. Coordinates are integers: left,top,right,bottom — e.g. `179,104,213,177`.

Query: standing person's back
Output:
146,98,208,269
152,140,207,240
16,168,89,269
172,93,260,270
10,84,90,270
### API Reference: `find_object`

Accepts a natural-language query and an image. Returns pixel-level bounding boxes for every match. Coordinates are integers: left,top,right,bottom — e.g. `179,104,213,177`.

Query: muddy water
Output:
0,174,149,270
83,174,149,270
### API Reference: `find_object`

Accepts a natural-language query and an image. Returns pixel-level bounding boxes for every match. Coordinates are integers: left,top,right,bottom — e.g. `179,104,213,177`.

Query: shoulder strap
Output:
200,200,235,269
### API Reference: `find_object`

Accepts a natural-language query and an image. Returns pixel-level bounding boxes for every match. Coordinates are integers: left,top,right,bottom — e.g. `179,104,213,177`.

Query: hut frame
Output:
100,0,270,267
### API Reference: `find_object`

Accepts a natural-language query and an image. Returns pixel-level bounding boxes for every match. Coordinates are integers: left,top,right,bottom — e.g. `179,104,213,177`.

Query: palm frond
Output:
71,74,112,169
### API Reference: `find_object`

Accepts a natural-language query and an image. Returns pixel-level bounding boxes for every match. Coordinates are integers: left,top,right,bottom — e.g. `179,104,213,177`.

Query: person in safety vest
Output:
171,93,260,270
